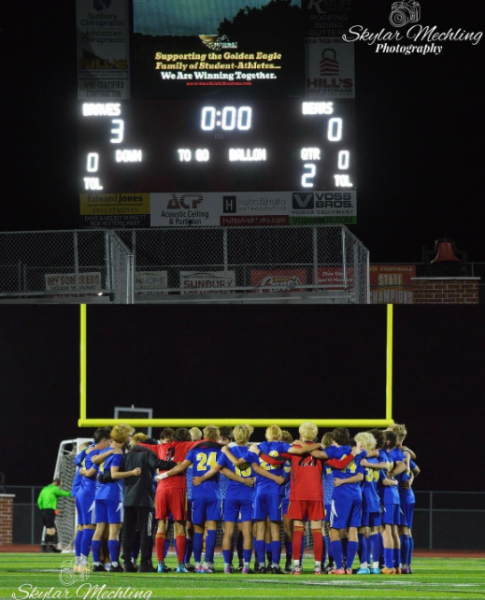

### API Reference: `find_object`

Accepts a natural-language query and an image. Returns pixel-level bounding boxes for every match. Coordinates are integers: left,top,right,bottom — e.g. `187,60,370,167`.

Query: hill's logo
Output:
389,1,421,28
320,49,339,76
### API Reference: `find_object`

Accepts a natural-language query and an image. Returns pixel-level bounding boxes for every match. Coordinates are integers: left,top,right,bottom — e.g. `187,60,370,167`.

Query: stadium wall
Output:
0,494,15,545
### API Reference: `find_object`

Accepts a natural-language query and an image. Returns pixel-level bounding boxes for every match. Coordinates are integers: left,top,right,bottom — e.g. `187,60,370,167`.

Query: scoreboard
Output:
76,0,357,227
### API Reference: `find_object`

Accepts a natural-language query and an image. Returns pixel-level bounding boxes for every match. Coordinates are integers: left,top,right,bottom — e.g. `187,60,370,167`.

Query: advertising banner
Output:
76,0,131,100
135,271,168,295
150,191,356,227
251,269,307,293
305,38,355,98
180,271,236,294
132,0,304,98
80,193,150,228
312,266,354,290
45,272,102,293
370,265,415,304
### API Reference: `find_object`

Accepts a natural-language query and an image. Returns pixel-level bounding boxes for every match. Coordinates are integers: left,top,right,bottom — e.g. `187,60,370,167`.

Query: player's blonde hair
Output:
110,424,133,444
189,427,202,441
388,423,408,442
299,421,318,442
321,432,333,448
203,425,220,442
265,425,282,441
281,430,293,443
233,424,254,445
354,431,377,452
131,432,149,446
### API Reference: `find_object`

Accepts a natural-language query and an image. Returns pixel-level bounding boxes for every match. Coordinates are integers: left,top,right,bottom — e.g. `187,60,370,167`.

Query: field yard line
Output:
247,579,479,588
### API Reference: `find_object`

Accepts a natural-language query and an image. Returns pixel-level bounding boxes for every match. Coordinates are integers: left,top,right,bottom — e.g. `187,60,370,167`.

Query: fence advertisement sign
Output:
180,271,236,294
370,265,415,304
251,269,307,293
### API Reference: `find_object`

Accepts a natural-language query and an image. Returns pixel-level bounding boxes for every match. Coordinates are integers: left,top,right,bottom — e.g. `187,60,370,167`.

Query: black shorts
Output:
41,508,56,529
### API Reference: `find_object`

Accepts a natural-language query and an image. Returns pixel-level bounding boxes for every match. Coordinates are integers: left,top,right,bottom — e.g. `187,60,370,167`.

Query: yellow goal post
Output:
78,304,395,429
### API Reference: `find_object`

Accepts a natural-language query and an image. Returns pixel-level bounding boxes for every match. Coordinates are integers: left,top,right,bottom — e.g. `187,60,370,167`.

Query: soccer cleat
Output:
175,565,190,573
123,562,137,573
138,563,156,573
49,546,62,553
395,567,402,574
199,565,215,574
40,545,48,553
242,566,254,574
255,565,267,574
381,567,396,575
284,561,292,573
224,565,232,574
400,566,411,574
314,566,323,575
184,563,195,572
291,567,302,575
329,568,346,575
157,562,168,573
272,565,285,574
109,565,124,573
324,563,335,573
345,568,353,575
356,567,370,575
370,567,381,575
92,564,107,572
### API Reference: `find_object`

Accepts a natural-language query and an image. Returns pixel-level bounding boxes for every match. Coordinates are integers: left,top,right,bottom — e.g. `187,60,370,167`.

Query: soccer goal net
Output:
54,438,92,551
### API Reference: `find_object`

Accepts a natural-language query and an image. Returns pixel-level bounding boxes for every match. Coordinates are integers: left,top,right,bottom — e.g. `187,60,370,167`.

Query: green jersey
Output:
37,484,71,510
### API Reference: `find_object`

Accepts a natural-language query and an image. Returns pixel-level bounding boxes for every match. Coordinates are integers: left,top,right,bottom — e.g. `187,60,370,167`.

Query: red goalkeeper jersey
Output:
259,443,355,502
141,441,198,490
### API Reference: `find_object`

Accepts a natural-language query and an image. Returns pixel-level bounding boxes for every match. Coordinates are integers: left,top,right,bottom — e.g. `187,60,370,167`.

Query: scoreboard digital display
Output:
77,0,357,227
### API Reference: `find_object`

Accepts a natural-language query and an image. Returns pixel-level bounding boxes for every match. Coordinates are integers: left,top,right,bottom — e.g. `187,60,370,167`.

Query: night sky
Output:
1,305,484,492
0,3,484,493
1,1,484,260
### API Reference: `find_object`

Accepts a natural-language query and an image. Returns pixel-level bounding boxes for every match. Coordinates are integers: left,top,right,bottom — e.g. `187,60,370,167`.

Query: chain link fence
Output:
0,230,133,303
0,226,369,304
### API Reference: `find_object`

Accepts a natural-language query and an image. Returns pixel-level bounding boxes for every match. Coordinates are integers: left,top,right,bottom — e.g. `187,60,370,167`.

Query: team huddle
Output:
70,421,420,575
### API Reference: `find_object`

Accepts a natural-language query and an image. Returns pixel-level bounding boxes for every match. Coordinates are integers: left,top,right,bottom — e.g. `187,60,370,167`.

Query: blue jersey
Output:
397,453,415,505
217,446,253,502
96,453,124,502
251,441,291,496
283,460,291,500
79,449,100,492
71,469,83,498
323,463,334,504
378,449,400,505
361,457,382,513
186,446,222,500
326,445,364,501
186,464,194,501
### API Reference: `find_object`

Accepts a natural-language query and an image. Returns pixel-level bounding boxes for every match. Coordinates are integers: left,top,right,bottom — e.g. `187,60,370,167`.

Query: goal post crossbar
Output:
78,418,394,428
78,305,395,429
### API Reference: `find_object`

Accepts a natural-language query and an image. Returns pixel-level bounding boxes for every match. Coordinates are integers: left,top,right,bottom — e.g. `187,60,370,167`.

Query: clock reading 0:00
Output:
201,106,252,131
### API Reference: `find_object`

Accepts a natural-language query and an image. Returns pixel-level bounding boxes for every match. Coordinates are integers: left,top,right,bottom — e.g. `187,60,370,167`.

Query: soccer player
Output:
91,424,138,572
191,424,257,574
120,436,177,572
76,427,112,570
158,425,223,573
354,431,396,575
253,423,357,575
246,424,322,574
140,430,201,573
318,428,365,575
37,478,71,552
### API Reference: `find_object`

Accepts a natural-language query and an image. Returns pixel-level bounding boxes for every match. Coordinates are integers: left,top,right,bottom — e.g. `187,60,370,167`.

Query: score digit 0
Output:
177,149,210,162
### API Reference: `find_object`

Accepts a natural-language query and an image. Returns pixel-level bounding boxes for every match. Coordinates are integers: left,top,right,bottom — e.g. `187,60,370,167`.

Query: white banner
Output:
135,271,168,295
150,191,357,226
180,271,236,295
306,38,355,98
45,272,102,292
76,0,130,100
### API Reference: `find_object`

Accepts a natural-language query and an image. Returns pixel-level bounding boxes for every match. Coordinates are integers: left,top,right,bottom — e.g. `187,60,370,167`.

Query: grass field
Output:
1,553,485,600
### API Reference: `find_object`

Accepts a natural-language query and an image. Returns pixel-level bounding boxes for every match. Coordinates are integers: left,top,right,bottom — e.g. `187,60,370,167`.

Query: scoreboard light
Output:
79,100,356,193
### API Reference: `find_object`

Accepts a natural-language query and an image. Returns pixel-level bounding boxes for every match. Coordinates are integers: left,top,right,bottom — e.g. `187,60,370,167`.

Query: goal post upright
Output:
78,304,395,429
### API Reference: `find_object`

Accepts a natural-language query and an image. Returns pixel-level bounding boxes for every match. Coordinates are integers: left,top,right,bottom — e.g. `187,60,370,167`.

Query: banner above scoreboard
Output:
76,0,355,101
